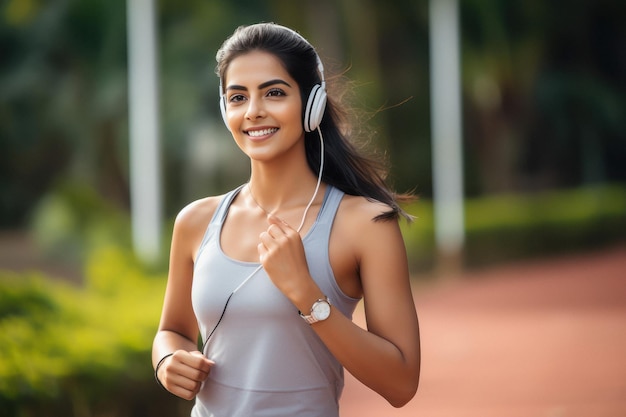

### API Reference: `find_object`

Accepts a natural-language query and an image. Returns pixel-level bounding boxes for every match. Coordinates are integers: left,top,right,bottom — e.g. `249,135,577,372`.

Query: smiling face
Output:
222,50,305,163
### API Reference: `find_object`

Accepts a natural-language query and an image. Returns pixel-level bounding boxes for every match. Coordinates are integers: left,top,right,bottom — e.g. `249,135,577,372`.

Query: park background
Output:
1,0,625,416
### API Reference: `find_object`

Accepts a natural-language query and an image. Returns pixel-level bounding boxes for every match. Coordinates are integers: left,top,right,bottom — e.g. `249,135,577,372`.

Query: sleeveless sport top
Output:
191,184,361,417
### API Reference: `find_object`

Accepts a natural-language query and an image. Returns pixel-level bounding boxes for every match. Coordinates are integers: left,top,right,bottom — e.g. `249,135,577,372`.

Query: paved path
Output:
340,246,626,417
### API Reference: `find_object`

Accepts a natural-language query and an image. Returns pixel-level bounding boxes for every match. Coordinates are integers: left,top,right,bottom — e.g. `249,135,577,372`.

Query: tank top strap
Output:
211,184,246,227
196,184,245,260
313,185,344,234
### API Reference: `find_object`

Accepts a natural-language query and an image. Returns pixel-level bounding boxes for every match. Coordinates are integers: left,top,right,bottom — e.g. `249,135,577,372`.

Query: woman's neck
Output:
247,170,321,214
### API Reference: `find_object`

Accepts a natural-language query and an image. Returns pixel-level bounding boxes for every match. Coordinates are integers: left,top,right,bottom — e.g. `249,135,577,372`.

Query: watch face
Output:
312,300,331,321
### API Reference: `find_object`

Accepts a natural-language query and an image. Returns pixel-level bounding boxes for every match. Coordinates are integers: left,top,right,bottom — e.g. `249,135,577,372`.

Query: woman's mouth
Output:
246,128,278,138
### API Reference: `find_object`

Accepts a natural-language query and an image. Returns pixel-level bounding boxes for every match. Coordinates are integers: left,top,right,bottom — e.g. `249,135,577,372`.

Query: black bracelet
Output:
154,353,174,390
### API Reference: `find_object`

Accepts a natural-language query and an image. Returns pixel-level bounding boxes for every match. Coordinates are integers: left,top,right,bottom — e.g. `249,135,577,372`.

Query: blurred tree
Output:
461,0,546,194
374,1,431,195
461,0,626,194
523,0,626,189
1,0,625,231
0,0,128,227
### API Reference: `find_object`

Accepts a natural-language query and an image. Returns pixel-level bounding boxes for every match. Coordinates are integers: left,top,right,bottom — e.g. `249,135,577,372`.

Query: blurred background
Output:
0,0,624,416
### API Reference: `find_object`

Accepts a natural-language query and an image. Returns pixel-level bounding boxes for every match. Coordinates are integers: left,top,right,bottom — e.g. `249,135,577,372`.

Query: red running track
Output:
340,245,626,417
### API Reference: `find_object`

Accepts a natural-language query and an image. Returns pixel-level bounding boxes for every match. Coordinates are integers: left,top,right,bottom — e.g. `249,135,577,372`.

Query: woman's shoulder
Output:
333,194,400,242
332,193,404,266
174,192,230,233
338,193,395,223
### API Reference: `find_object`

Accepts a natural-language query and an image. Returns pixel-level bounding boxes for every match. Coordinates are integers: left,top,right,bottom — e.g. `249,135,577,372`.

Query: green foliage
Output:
0,245,179,416
402,184,626,272
30,180,132,263
0,274,68,401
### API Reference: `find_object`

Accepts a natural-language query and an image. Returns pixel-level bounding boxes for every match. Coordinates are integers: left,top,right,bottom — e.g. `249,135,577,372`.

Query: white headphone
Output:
219,26,327,133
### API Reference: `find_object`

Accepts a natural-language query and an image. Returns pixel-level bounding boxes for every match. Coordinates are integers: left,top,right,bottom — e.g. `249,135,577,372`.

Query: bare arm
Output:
152,199,217,400
259,198,420,407
323,213,420,406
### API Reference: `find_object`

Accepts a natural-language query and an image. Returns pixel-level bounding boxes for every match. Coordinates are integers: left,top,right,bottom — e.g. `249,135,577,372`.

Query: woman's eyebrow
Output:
258,79,291,89
226,79,292,92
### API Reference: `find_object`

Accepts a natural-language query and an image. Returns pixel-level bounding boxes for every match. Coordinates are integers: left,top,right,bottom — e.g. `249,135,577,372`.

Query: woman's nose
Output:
245,97,266,120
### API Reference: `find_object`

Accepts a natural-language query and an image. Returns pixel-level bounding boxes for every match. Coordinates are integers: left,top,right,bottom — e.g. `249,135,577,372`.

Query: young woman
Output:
152,22,420,417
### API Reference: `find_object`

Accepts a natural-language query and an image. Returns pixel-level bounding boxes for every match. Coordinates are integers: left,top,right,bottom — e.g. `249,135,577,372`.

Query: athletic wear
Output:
191,185,360,417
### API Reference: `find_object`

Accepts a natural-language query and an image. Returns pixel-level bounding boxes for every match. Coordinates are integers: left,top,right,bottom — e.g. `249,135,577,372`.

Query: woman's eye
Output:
266,88,285,97
228,94,246,103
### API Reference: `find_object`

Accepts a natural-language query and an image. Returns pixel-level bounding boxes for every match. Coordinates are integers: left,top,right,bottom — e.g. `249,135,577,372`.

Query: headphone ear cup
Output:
220,95,230,131
304,84,327,132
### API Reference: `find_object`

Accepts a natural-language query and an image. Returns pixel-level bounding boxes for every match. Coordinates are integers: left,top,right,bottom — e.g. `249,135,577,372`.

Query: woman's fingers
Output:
161,350,215,400
189,350,214,377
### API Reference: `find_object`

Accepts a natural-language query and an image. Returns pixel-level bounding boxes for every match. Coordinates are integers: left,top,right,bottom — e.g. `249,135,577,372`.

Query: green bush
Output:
0,246,188,417
402,183,626,272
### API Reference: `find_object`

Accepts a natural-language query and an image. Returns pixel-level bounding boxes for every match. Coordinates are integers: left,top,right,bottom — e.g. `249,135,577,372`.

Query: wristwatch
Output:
299,296,331,324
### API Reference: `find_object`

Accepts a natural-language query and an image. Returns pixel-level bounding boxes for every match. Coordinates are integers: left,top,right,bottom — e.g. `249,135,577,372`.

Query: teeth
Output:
247,128,278,137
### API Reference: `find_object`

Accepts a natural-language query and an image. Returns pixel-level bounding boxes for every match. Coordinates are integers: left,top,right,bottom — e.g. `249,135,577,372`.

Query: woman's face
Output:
222,50,304,162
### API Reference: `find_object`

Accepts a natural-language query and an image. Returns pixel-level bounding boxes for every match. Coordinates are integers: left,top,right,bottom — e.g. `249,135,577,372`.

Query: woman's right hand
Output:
157,350,215,400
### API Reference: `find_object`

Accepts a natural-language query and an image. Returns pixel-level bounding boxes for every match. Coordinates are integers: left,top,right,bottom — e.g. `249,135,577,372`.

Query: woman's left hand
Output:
258,214,313,299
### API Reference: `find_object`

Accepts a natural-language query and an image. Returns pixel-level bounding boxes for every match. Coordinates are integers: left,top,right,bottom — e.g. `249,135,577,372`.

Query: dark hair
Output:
216,23,413,221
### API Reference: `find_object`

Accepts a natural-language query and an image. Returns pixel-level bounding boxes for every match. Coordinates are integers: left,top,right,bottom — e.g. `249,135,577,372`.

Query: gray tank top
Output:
191,184,361,417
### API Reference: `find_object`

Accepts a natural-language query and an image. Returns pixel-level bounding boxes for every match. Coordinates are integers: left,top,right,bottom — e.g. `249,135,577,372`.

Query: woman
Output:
152,22,420,416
